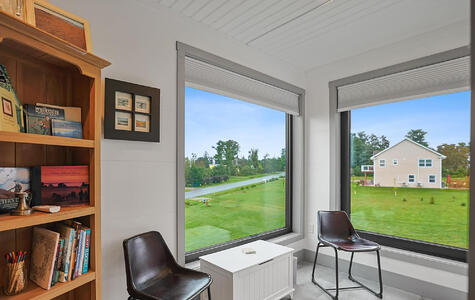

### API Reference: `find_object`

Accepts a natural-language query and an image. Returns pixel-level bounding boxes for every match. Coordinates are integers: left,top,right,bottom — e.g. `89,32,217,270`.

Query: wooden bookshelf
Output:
0,9,110,300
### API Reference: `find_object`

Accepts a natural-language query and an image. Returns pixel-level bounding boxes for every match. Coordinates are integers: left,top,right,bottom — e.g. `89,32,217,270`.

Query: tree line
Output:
352,129,470,178
185,139,285,186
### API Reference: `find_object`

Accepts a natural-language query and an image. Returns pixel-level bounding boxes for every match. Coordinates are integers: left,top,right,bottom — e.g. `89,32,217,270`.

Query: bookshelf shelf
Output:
0,206,96,232
0,131,95,148
3,271,96,300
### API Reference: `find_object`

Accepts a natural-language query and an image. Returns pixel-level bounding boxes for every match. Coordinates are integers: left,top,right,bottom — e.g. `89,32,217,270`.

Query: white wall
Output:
49,0,306,299
305,20,470,294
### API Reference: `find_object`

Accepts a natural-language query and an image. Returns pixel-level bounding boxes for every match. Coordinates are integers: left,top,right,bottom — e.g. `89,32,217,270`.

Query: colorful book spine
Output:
67,231,78,281
54,239,64,285
50,239,63,287
60,227,74,282
73,229,84,280
82,228,91,274
77,229,86,277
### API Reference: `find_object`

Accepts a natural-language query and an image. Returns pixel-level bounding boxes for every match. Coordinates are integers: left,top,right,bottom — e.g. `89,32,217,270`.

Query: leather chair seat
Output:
134,268,212,300
321,237,380,252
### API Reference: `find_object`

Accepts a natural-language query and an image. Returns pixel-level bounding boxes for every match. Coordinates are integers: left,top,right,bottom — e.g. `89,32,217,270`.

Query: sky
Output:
351,91,471,148
185,87,285,159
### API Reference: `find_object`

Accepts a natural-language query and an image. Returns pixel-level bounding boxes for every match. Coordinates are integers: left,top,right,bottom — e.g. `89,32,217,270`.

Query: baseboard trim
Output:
302,248,467,300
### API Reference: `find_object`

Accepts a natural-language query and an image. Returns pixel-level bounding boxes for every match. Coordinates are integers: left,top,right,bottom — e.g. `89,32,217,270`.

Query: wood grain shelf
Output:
2,271,95,300
0,131,95,148
0,206,95,232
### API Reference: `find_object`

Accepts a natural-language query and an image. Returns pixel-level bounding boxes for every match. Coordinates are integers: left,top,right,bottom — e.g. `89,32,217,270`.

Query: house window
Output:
184,87,292,260
426,159,432,167
393,159,398,165
342,90,469,261
379,159,386,167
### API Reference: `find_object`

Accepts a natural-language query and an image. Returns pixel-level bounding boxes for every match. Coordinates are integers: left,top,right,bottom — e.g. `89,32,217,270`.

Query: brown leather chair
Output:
123,231,212,300
311,211,383,300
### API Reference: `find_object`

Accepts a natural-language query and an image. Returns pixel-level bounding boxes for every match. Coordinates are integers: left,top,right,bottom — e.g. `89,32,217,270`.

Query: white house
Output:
371,138,446,188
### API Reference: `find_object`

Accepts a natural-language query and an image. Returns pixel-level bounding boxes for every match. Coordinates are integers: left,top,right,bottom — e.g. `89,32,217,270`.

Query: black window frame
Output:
341,110,467,262
185,113,293,263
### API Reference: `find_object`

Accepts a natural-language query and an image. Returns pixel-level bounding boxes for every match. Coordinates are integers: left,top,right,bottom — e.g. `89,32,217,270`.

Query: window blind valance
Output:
185,57,301,115
337,55,470,112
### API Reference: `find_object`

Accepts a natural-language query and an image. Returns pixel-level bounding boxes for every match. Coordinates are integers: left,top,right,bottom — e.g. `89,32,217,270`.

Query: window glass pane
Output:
185,87,287,252
350,91,470,249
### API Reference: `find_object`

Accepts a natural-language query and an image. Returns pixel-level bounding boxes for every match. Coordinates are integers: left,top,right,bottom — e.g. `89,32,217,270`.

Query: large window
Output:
184,87,291,259
344,90,470,260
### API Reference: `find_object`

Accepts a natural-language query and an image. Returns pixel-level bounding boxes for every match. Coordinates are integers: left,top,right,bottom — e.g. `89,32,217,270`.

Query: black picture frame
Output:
104,78,160,142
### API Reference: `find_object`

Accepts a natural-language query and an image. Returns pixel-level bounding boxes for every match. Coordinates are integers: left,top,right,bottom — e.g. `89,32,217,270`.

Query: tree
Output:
351,132,390,176
437,142,470,177
280,148,286,171
248,148,259,169
213,140,240,175
405,129,428,147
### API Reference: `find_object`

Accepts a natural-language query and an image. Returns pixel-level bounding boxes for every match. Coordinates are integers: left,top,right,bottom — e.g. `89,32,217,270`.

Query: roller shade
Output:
185,57,301,115
337,55,470,112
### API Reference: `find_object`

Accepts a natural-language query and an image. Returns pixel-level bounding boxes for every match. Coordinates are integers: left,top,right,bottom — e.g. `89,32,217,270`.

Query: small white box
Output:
200,240,294,300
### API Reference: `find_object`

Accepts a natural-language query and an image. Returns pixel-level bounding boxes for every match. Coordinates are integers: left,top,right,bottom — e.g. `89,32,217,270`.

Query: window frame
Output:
379,159,386,168
341,111,467,262
429,175,436,184
408,174,415,183
184,113,293,262
393,159,398,166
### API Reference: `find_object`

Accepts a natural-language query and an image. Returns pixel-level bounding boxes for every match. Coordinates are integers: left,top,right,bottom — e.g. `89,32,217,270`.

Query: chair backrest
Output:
123,231,177,294
317,211,357,241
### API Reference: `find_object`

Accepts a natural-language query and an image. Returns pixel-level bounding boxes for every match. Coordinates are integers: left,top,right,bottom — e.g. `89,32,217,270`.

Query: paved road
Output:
185,172,285,199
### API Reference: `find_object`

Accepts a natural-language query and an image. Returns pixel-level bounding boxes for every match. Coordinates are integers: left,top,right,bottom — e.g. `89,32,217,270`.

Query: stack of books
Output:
24,103,83,139
30,220,91,290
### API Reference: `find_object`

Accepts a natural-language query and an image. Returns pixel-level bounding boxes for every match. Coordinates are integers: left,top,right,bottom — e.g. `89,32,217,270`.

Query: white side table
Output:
200,240,294,300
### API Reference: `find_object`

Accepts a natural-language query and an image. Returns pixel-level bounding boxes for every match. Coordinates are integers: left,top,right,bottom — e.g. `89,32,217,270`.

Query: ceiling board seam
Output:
206,0,246,25
213,0,265,30
219,0,279,34
189,0,213,18
231,0,298,39
273,1,401,57
249,0,358,49
245,0,333,45
199,0,228,22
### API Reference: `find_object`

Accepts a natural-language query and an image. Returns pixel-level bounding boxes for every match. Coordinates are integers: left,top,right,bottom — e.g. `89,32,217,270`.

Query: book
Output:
67,232,78,281
30,227,60,290
64,220,84,280
51,119,83,139
36,103,81,122
82,228,91,274
56,224,75,282
0,168,30,213
31,166,89,206
76,229,86,278
52,239,64,286
24,104,65,135
0,65,23,132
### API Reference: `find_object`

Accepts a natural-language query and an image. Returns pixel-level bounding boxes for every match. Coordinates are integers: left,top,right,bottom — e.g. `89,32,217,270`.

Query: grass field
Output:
185,178,286,252
351,183,469,248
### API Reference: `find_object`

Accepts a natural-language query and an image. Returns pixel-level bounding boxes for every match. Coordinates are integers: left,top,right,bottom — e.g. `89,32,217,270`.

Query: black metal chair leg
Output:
208,286,211,300
311,243,339,300
347,250,383,299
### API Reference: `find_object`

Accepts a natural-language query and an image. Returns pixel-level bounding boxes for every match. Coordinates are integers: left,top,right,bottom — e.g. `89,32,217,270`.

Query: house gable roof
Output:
370,138,447,160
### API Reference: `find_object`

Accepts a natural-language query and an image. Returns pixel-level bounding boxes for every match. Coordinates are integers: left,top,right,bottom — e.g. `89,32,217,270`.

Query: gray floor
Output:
288,262,428,300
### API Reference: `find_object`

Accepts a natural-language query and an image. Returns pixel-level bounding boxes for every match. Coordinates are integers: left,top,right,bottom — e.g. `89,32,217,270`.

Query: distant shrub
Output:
251,184,256,188
430,197,435,205
402,198,407,202
420,197,424,202
461,202,466,207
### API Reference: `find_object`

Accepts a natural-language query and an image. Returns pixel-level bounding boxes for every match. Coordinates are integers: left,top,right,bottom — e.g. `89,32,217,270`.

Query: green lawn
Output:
185,178,286,252
352,183,469,248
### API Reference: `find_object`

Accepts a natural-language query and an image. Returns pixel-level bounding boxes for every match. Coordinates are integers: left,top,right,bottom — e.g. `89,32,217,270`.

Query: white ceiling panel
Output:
151,0,470,70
